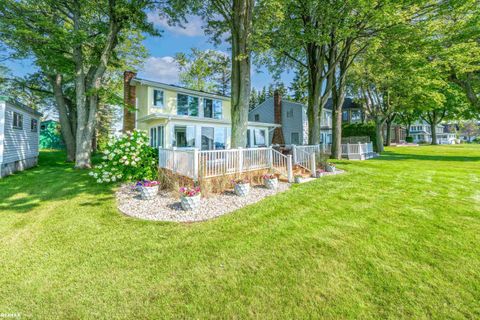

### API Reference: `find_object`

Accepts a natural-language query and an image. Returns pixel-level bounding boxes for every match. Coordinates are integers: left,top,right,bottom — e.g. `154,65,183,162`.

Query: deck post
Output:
268,147,273,169
193,148,199,180
346,143,350,160
287,154,293,183
172,147,177,173
292,145,297,164
310,153,316,177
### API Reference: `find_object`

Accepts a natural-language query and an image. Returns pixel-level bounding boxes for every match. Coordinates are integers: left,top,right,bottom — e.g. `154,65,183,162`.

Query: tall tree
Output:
196,0,254,147
175,48,231,95
0,0,184,167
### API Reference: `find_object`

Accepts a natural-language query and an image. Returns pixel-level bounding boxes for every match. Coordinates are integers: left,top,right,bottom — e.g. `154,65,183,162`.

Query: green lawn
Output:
1,146,480,319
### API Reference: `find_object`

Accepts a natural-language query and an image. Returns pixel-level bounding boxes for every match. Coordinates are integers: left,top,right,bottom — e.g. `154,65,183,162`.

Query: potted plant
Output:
179,186,201,211
316,169,326,178
138,180,159,200
263,174,278,189
294,174,304,184
325,163,336,173
232,178,250,196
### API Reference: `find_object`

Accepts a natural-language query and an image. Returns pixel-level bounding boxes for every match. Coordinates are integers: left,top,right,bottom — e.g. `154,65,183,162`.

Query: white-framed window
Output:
150,126,165,148
173,125,195,148
153,89,164,108
177,94,199,116
253,129,266,146
204,98,222,119
254,114,260,121
31,119,38,132
13,112,23,130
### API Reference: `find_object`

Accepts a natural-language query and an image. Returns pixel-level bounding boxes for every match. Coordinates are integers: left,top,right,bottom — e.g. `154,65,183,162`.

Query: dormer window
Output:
153,89,164,108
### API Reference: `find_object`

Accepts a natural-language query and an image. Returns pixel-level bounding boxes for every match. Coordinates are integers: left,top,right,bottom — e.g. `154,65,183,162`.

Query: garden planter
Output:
234,183,250,196
325,165,336,173
294,176,303,184
140,185,159,200
316,171,325,178
180,194,201,211
264,177,278,190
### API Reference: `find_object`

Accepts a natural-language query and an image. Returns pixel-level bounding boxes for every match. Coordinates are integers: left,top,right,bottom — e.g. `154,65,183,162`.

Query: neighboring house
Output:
324,98,364,124
123,71,277,149
410,121,456,144
40,120,65,149
248,91,333,145
0,96,42,178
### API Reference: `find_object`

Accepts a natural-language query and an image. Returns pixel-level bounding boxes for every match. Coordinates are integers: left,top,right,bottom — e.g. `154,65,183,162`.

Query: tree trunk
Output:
49,74,76,162
230,0,253,148
331,86,345,159
306,60,322,145
385,121,392,146
375,118,385,153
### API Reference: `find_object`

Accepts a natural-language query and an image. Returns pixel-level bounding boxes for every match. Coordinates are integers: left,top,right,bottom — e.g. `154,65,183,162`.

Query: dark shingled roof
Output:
7,98,43,117
324,97,362,110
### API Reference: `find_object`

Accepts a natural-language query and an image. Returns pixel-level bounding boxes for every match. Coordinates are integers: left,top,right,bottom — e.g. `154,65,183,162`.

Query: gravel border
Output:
116,182,291,223
116,169,345,223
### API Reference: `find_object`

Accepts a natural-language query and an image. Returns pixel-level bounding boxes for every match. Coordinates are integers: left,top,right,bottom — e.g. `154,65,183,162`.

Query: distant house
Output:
410,121,456,144
40,120,64,149
123,72,277,149
0,96,42,178
248,92,333,145
323,98,364,124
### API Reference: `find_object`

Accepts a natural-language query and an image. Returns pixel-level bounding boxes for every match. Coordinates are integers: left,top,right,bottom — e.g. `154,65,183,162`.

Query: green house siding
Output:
40,121,64,149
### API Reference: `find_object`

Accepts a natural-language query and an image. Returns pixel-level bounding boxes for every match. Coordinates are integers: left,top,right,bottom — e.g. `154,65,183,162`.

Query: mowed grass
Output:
0,145,479,319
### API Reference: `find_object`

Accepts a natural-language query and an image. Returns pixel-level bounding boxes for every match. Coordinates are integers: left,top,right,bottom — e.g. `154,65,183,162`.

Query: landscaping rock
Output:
116,182,290,223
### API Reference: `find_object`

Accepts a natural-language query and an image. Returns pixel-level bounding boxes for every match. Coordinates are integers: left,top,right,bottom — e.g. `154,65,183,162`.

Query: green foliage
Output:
90,130,158,183
405,136,414,143
175,48,231,95
342,122,377,151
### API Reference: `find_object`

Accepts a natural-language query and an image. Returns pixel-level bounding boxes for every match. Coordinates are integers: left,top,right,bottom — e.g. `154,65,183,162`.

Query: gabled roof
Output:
3,97,43,117
324,97,362,110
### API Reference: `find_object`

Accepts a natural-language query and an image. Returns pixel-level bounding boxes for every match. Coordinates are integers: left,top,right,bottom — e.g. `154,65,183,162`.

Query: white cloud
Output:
139,56,180,84
147,12,205,37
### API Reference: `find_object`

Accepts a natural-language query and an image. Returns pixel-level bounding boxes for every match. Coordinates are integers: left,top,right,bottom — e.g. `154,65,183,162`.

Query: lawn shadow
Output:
378,151,480,162
0,151,115,214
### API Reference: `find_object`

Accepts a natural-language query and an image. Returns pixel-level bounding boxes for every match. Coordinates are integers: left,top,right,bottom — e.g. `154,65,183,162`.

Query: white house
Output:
0,96,42,178
123,72,277,149
410,121,456,144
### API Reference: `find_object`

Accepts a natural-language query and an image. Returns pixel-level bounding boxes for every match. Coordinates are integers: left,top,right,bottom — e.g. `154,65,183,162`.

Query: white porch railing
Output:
159,147,295,182
293,142,375,161
292,146,316,173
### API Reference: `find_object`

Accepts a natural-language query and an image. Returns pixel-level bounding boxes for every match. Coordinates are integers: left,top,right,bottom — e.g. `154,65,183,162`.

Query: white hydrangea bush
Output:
89,130,158,183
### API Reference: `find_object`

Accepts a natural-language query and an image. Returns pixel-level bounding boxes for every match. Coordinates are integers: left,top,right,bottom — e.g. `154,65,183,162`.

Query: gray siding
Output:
249,97,308,144
2,102,40,164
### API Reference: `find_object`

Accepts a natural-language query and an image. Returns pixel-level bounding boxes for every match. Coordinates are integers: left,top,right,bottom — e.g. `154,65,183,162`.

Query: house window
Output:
291,132,300,145
150,126,164,148
13,112,23,129
174,125,195,148
201,127,214,150
254,129,266,146
342,111,349,122
351,110,361,122
204,98,222,119
254,114,260,121
177,94,199,116
31,119,38,132
153,89,164,108
287,109,294,118
214,128,226,150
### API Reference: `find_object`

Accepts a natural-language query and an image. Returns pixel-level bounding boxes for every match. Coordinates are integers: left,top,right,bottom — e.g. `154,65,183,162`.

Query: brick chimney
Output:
123,71,137,132
271,90,285,145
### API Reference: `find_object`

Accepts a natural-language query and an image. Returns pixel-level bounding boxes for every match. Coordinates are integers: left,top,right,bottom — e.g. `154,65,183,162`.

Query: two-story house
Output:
123,72,277,150
248,91,333,145
323,98,364,124
410,121,456,144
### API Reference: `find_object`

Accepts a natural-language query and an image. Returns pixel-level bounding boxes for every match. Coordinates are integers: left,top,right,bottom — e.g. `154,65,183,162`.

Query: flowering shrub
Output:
326,163,336,167
89,130,158,183
262,174,276,180
179,186,201,197
232,178,249,185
